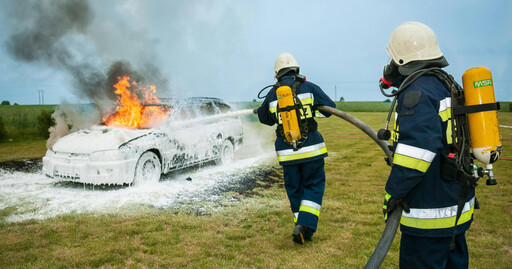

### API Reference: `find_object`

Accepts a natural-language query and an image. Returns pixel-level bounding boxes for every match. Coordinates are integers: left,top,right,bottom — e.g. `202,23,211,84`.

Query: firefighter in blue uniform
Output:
380,22,475,268
254,53,336,244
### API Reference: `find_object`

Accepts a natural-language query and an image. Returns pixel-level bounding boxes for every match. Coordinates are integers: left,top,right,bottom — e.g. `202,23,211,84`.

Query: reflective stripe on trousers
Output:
401,197,475,229
293,200,322,222
300,200,321,217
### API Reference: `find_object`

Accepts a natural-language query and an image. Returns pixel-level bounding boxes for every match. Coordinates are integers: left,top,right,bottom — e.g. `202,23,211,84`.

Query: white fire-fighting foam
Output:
0,115,277,223
0,152,274,223
168,109,254,127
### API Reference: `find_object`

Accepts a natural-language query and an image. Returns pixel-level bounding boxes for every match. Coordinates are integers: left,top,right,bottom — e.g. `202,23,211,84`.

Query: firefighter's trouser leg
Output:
400,232,469,269
282,158,325,232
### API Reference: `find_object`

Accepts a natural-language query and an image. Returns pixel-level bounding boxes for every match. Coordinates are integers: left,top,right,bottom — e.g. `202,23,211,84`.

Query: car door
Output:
163,104,202,170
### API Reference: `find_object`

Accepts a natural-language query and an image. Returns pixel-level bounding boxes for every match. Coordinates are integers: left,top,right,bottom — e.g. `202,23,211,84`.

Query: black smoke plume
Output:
2,0,169,116
1,0,169,148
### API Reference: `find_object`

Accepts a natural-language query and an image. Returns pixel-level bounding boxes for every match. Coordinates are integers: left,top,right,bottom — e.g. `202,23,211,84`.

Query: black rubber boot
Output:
304,227,314,241
292,224,306,244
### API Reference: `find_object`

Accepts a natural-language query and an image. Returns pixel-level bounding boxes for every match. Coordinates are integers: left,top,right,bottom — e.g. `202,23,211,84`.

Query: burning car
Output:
42,97,243,185
42,77,243,185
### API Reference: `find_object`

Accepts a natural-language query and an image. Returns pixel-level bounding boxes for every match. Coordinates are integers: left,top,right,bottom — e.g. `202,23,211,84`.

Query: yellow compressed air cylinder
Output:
462,67,502,165
276,86,301,144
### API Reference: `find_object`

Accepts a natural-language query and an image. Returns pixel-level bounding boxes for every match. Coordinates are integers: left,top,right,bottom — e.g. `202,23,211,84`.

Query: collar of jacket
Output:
278,75,295,84
398,56,449,76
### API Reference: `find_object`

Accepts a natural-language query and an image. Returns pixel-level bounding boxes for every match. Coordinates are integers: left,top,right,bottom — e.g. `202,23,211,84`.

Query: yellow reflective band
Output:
277,147,327,162
393,153,431,172
300,98,313,105
446,119,453,144
439,107,452,122
297,93,314,102
299,205,320,217
400,205,474,229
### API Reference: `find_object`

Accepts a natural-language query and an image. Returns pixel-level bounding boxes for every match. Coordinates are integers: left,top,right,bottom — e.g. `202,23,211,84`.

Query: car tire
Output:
216,140,234,165
133,151,161,184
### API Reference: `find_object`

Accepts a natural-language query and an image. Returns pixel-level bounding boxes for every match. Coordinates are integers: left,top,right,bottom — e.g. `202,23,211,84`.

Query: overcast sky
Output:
0,0,511,105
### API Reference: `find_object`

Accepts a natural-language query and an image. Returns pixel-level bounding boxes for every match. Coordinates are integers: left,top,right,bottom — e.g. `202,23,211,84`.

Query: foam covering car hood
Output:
51,126,154,154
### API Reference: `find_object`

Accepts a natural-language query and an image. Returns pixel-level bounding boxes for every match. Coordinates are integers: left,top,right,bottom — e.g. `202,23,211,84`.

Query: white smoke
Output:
47,103,101,149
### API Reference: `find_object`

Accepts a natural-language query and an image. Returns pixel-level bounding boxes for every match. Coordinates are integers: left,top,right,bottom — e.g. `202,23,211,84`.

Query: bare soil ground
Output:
0,158,42,173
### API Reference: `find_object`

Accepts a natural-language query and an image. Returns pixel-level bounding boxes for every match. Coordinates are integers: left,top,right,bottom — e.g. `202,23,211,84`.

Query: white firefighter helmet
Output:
386,22,443,66
274,53,300,78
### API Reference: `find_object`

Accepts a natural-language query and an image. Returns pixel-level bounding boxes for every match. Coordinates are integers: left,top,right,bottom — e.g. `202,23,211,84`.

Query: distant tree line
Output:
1,100,19,105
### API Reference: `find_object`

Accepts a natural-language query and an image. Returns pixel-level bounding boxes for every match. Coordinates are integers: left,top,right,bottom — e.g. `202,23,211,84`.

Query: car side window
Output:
198,101,231,116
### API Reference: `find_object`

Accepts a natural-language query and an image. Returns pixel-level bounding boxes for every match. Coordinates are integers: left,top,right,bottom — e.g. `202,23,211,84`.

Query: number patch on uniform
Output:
276,105,313,124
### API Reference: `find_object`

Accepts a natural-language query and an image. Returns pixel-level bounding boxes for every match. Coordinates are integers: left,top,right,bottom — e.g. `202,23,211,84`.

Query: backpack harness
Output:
274,74,318,151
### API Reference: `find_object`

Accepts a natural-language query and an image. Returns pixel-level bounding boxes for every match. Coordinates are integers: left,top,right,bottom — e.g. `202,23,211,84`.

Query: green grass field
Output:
0,106,511,268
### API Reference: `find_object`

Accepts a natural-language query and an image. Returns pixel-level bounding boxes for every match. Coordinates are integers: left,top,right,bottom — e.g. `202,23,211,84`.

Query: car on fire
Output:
42,97,244,185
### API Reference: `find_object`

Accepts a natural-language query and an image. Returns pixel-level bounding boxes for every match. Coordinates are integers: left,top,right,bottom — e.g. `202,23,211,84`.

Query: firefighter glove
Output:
383,193,410,223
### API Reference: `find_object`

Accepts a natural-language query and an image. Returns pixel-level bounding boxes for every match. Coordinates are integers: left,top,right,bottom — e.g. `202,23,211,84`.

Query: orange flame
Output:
103,76,169,129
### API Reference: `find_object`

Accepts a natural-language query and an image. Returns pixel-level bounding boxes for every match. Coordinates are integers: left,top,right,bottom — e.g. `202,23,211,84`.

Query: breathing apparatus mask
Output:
377,57,449,140
379,60,400,90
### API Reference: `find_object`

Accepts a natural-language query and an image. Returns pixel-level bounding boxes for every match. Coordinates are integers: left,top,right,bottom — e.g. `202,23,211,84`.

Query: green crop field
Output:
0,105,56,141
0,108,510,268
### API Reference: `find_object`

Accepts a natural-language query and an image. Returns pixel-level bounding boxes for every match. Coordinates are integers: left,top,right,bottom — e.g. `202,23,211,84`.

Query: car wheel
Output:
216,140,234,165
133,151,161,184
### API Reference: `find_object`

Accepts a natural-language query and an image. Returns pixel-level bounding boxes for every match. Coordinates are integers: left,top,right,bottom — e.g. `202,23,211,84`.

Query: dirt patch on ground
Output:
0,158,42,173
212,166,284,197
163,165,284,216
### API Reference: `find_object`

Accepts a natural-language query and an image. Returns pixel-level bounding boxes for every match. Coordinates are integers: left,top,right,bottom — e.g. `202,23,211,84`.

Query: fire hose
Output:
315,106,401,269
316,106,392,161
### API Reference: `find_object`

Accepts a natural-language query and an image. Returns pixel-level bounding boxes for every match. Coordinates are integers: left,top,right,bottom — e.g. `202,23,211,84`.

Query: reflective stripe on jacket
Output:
276,142,327,162
401,197,475,229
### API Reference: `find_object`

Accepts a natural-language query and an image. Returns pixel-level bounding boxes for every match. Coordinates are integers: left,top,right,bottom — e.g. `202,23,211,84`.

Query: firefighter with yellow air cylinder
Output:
378,21,502,268
254,53,335,244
